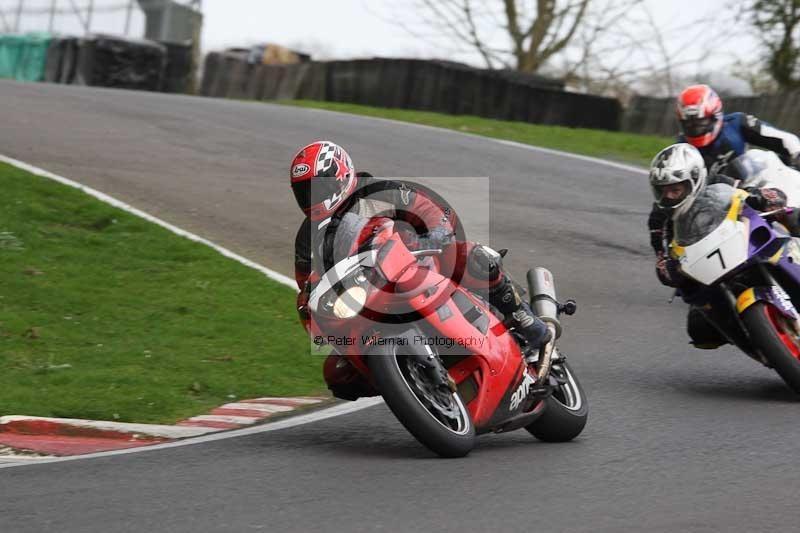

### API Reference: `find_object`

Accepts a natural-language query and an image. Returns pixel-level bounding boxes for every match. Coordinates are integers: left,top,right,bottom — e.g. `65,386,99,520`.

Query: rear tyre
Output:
526,361,588,442
369,346,475,458
742,302,800,393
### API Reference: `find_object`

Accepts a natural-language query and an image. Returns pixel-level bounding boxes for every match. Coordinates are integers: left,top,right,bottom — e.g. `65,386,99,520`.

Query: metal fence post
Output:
124,0,134,35
49,0,57,32
86,0,94,34
14,0,24,32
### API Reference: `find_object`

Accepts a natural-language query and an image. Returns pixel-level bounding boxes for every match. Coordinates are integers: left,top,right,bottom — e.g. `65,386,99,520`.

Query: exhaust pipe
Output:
527,267,562,339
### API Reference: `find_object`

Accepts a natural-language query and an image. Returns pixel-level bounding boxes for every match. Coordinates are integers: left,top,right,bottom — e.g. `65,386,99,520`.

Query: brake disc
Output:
406,360,460,421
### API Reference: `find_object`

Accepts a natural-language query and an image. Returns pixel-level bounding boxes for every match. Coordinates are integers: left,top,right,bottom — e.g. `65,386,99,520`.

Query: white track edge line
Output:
0,154,298,291
272,103,649,176
0,115,643,468
0,398,385,469
0,155,384,469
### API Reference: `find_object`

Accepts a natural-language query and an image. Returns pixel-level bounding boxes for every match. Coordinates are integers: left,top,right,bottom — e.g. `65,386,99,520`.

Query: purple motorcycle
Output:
672,153,800,392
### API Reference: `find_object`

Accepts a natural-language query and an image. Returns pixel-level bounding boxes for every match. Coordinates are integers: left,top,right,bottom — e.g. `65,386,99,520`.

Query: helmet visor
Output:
292,176,349,211
681,116,716,138
654,180,692,208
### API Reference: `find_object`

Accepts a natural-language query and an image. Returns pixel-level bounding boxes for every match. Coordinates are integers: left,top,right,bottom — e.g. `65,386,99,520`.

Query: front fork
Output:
717,266,800,363
524,302,576,401
738,266,800,333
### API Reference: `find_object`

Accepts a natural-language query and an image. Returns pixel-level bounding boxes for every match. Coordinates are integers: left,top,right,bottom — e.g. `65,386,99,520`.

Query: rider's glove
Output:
745,187,787,211
297,282,312,330
655,254,685,288
416,225,455,250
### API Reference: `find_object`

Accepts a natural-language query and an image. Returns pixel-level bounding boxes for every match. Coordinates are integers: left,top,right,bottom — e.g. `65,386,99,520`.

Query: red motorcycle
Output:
307,213,588,457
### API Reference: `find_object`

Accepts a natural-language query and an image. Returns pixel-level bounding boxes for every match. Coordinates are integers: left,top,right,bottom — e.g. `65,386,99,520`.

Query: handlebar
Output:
410,249,442,258
759,207,793,219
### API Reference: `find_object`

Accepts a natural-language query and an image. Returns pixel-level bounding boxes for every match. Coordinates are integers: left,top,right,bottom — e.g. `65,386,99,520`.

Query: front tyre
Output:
369,346,475,458
742,302,800,393
526,361,588,442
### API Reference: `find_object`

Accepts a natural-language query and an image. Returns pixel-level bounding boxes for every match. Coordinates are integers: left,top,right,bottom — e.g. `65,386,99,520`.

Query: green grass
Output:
280,100,673,167
0,163,324,424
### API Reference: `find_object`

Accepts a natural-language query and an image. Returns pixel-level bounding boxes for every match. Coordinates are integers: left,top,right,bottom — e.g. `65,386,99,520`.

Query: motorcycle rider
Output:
652,81,800,252
291,140,551,399
651,86,800,265
648,143,788,348
676,84,800,175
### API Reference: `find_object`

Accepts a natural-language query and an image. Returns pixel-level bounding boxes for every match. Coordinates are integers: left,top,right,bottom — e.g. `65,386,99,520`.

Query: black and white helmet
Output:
649,143,708,214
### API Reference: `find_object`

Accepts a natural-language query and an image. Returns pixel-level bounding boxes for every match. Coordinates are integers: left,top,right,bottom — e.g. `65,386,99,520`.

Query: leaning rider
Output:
647,143,787,348
676,84,800,175
290,140,550,399
649,85,800,242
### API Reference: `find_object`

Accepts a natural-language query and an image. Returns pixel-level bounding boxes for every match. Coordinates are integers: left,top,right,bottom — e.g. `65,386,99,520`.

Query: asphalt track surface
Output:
2,80,800,532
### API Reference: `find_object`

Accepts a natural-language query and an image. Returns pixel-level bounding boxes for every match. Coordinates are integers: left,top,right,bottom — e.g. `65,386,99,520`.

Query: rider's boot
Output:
489,274,552,352
470,244,552,351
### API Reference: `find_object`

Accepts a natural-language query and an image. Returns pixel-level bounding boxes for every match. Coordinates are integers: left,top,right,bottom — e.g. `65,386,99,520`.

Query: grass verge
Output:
0,162,324,424
279,100,673,167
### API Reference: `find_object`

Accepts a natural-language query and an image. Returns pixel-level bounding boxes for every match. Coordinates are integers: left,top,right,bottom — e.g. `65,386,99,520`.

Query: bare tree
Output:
390,0,689,98
554,0,744,100
731,57,778,94
395,0,592,73
377,0,741,99
749,0,800,89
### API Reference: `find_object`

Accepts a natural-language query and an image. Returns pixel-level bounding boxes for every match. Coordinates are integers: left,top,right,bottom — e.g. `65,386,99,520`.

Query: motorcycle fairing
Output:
312,230,548,432
736,286,800,320
736,149,800,206
672,191,749,285
667,149,800,366
673,191,799,287
411,285,532,429
308,249,378,313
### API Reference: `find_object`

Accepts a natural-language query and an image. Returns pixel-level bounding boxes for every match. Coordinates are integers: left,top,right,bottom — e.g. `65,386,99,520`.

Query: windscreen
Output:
313,212,370,274
673,184,736,246
726,152,769,187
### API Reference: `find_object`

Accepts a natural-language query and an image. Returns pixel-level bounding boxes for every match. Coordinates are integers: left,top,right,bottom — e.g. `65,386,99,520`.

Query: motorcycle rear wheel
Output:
742,302,800,393
525,361,588,442
369,346,475,458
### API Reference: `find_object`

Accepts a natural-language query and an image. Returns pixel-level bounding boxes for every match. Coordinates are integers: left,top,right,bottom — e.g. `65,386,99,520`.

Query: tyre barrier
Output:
0,33,51,82
73,35,166,91
2,32,194,94
159,40,194,94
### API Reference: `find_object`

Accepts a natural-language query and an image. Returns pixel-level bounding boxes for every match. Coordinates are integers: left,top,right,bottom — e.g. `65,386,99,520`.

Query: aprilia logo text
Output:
509,372,536,411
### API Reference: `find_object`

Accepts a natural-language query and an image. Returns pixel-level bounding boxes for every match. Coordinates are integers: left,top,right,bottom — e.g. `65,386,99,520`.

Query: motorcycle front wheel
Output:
525,360,588,442
369,345,475,458
742,301,800,393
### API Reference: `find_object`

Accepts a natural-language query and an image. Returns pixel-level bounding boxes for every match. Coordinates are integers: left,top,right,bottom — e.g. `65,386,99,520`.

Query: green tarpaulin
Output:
0,33,52,82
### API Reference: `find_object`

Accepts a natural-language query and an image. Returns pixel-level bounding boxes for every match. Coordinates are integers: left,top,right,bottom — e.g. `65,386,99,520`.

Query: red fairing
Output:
304,215,543,433
406,281,525,427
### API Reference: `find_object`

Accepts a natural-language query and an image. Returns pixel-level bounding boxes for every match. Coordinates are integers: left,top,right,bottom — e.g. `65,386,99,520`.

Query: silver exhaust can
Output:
527,267,562,338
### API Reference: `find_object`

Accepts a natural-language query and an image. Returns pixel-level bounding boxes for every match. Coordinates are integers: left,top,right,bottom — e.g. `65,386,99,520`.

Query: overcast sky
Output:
2,0,758,93
200,1,740,61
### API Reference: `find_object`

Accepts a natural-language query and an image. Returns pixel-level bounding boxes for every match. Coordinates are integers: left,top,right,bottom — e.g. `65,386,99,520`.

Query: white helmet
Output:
649,143,708,214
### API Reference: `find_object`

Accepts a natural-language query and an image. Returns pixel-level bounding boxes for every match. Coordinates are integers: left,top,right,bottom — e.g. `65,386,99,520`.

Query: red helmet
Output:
290,141,358,221
676,84,723,148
